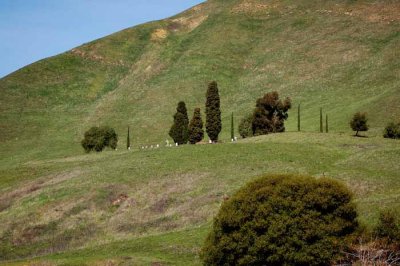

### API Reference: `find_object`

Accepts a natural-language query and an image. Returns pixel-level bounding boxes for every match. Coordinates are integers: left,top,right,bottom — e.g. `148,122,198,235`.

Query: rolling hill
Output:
0,0,399,264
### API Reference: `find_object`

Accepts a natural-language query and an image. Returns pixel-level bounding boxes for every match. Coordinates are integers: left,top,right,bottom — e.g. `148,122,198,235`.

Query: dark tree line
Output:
169,81,221,145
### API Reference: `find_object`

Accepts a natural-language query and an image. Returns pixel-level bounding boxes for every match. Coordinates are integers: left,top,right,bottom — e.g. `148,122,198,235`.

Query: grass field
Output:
0,0,400,264
1,132,399,264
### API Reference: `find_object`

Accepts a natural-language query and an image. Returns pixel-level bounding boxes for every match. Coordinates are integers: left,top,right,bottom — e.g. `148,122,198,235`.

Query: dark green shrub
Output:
374,210,400,243
238,114,253,138
188,108,204,144
205,81,222,142
350,112,368,137
169,101,189,144
252,91,291,135
201,174,358,266
383,122,400,139
81,126,118,153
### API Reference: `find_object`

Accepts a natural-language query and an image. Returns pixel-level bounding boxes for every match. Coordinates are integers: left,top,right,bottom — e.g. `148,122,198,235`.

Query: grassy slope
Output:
0,0,400,264
1,132,399,264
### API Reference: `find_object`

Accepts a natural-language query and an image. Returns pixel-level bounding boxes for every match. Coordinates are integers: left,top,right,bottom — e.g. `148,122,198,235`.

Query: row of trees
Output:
169,81,221,144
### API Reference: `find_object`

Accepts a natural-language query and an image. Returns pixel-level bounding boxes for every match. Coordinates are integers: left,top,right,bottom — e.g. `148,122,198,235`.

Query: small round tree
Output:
350,112,369,137
169,101,189,145
201,174,358,266
188,108,204,144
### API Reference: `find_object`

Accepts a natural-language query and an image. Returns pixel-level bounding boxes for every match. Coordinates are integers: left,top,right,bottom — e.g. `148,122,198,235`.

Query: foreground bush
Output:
383,122,400,139
81,126,118,153
201,174,358,266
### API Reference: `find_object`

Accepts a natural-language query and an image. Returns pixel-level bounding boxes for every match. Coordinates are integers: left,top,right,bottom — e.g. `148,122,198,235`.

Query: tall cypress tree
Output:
127,126,130,149
231,112,234,140
298,104,301,132
320,108,323,133
169,101,189,145
188,108,204,144
205,81,221,142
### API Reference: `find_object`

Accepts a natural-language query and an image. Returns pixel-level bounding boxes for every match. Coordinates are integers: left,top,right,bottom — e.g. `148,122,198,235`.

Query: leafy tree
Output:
81,126,118,153
205,81,221,142
169,101,189,144
252,91,291,135
188,108,204,144
201,174,358,266
238,114,253,138
350,112,369,137
383,122,400,139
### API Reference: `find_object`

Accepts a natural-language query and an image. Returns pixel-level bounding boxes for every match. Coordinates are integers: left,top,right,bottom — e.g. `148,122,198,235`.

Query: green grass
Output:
1,0,400,264
1,132,399,264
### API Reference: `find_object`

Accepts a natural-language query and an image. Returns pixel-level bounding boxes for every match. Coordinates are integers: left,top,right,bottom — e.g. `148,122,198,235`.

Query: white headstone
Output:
156,144,159,148
234,136,238,141
151,145,153,149
176,143,178,147
209,140,212,144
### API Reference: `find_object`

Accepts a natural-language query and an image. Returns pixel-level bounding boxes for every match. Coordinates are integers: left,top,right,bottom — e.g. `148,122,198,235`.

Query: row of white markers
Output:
131,137,239,151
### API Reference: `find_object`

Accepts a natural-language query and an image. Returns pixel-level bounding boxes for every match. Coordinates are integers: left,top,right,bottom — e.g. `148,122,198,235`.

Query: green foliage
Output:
252,91,292,135
205,81,222,142
383,122,400,139
188,108,204,144
350,112,369,136
374,210,400,243
201,174,358,266
81,126,118,153
238,114,253,139
127,126,130,149
298,104,301,132
169,101,189,145
231,112,234,140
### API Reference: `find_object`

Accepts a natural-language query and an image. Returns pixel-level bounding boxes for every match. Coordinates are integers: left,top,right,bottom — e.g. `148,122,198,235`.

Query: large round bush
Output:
201,174,358,266
81,126,118,153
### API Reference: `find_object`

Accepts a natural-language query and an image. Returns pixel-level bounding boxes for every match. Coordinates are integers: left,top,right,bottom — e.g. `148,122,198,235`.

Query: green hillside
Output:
0,0,400,264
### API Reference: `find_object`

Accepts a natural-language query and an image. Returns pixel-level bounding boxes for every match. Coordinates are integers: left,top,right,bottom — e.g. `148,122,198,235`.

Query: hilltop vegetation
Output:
0,0,400,264
1,0,399,164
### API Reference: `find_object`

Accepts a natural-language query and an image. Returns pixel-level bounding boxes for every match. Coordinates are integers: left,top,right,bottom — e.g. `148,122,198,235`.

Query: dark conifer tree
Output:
298,104,301,132
169,101,189,144
231,112,234,140
205,81,221,142
188,108,204,144
127,126,130,149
